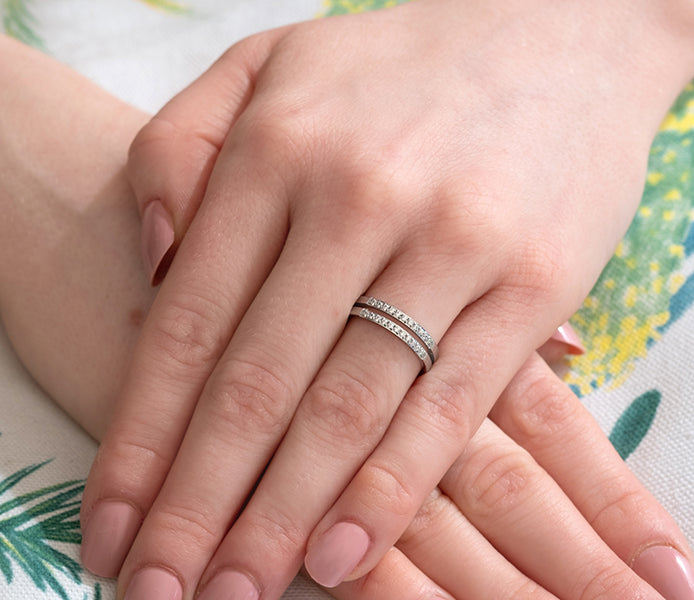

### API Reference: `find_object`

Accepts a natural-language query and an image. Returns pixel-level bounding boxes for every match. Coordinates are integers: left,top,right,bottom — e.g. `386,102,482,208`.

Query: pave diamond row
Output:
354,296,439,366
349,307,433,372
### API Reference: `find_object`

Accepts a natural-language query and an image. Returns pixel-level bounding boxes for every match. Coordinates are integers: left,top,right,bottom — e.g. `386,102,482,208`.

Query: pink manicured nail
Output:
141,199,174,286
198,571,259,600
304,522,370,588
550,322,585,355
632,546,694,600
124,567,183,600
80,500,142,577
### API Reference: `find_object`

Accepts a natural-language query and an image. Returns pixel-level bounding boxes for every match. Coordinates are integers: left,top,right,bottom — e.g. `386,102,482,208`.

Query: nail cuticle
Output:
632,544,694,600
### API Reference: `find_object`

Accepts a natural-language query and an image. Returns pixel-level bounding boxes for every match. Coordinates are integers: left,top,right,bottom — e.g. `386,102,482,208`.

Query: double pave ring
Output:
349,296,439,373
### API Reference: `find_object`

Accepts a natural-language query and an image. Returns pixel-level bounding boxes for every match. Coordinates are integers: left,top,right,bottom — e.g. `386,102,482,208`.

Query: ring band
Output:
350,296,439,372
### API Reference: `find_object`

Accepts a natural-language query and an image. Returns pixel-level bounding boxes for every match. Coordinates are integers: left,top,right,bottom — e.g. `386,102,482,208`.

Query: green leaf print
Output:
1,0,43,48
137,0,190,15
609,389,661,460
1,0,189,49
567,82,694,396
0,461,85,599
321,0,409,16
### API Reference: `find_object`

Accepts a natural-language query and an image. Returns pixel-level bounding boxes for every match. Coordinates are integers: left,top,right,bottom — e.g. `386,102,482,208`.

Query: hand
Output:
0,40,689,598
81,1,694,598
334,355,694,600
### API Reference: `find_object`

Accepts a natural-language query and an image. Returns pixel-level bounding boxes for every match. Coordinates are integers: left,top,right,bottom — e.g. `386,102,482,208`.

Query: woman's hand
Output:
0,34,691,600
80,0,694,598
333,354,694,600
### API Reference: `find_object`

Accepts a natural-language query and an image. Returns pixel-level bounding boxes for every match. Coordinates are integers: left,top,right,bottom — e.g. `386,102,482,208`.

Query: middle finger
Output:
190,243,508,598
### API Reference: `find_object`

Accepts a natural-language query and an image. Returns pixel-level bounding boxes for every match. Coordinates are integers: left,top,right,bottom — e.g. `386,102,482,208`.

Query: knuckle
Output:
206,356,293,437
505,372,578,443
302,371,385,443
400,488,449,545
149,500,219,552
499,579,550,600
506,235,571,305
102,434,171,476
93,430,173,495
356,460,417,519
410,376,473,441
147,293,227,373
348,547,446,600
243,505,305,561
237,100,312,167
338,160,409,208
588,481,649,533
127,115,173,166
577,563,638,600
459,447,539,518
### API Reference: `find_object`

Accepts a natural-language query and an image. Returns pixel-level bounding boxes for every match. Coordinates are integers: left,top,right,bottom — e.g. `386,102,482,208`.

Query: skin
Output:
0,22,691,600
80,0,694,598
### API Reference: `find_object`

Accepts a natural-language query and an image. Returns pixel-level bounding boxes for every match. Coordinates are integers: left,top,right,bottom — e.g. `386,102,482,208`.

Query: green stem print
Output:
0,460,100,600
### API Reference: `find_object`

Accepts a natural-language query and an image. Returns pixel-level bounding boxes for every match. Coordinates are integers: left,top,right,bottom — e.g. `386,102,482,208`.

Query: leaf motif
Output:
1,0,43,48
321,0,408,16
0,462,86,598
0,540,13,583
609,389,661,460
137,0,190,14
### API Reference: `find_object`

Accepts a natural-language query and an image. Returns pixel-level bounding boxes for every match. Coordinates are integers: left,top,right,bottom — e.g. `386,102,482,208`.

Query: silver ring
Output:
350,296,439,372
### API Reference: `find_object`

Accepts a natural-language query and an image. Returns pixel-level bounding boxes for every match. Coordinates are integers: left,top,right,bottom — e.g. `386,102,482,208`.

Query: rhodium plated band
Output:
350,296,439,372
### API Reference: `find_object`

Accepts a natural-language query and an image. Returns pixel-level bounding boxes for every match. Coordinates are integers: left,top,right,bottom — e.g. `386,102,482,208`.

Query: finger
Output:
303,283,567,587
128,27,288,284
109,184,418,599
440,419,669,600
80,126,293,579
490,353,694,599
537,321,585,365
394,487,558,600
328,547,455,600
187,243,496,597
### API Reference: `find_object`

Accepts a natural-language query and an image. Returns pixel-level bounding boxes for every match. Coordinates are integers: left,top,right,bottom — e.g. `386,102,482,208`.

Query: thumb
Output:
128,27,286,285
537,321,585,367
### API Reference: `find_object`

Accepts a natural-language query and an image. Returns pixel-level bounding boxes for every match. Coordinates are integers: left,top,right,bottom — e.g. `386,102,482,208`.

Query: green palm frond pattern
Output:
1,0,189,48
0,460,101,600
1,0,42,48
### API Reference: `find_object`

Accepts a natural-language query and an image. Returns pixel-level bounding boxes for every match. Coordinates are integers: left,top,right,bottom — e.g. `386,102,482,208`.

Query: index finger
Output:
80,129,292,577
128,28,286,284
490,353,694,599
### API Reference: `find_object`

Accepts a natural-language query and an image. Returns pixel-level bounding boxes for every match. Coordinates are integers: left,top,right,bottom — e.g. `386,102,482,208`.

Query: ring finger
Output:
175,247,487,599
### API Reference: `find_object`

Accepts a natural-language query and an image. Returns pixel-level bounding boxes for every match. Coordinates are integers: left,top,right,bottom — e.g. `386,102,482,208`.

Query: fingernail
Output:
198,570,259,600
124,567,183,600
304,522,370,588
141,199,174,286
632,545,694,600
80,500,142,578
550,322,585,355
